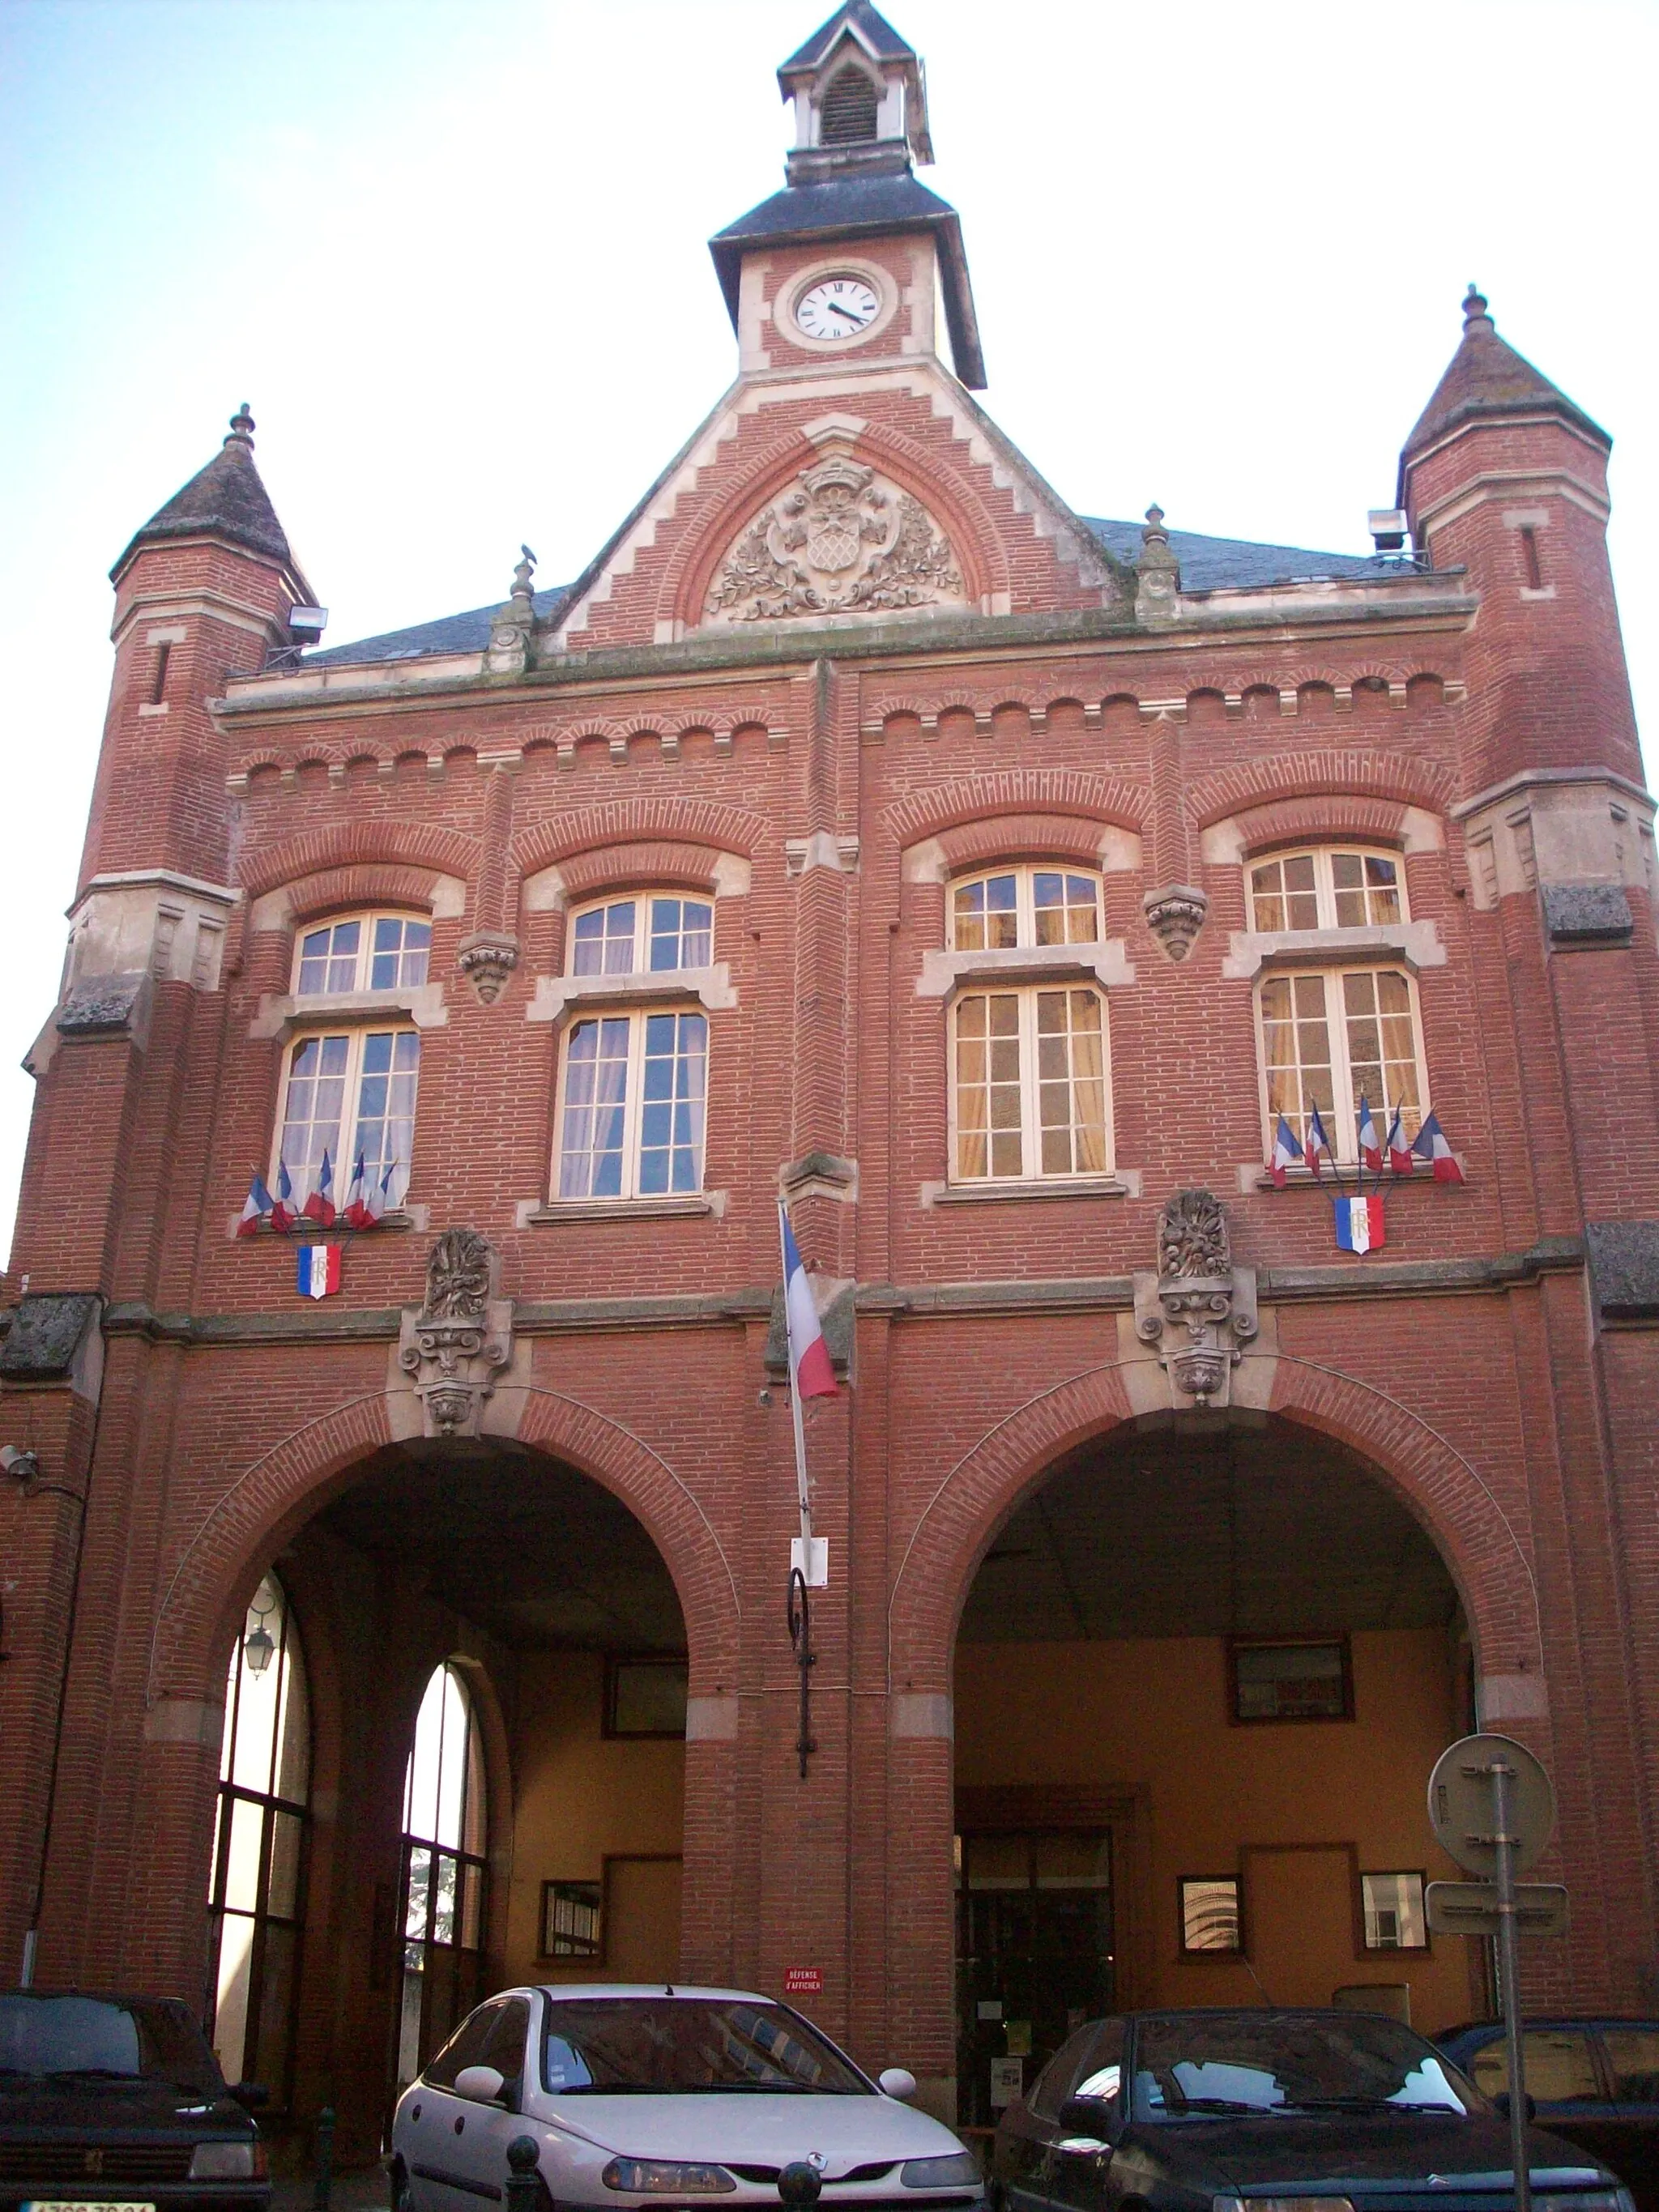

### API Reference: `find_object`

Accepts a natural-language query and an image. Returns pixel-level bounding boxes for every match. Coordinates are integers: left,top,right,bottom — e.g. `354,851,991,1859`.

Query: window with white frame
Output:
1247,847,1406,933
951,865,1102,951
1256,967,1426,1163
946,866,1111,1185
293,912,431,995
557,1009,707,1200
275,1029,420,1208
567,894,713,977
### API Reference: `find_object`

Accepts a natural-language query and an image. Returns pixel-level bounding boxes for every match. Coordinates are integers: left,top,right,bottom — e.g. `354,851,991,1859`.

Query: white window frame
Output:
1245,846,1410,935
290,910,432,998
1252,963,1430,1166
272,1024,420,1208
552,1004,709,1202
947,982,1114,1185
565,892,714,978
949,863,1104,953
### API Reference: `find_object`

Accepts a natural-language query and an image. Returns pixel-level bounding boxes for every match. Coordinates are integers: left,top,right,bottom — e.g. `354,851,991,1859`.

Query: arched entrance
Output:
951,1414,1481,2127
200,1439,689,2155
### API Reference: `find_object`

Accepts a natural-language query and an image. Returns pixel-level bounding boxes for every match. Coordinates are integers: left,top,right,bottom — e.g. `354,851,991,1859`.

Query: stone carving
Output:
486,543,538,676
704,454,966,625
457,930,520,1004
1142,884,1209,963
399,1228,512,1437
1134,1188,1258,1408
1135,502,1181,628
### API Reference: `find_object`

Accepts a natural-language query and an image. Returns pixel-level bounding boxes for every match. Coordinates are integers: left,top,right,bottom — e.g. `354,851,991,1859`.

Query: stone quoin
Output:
2,0,1657,2163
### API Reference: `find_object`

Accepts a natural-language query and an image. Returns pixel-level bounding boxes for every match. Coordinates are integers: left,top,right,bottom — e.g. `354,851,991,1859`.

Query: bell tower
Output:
778,0,932,184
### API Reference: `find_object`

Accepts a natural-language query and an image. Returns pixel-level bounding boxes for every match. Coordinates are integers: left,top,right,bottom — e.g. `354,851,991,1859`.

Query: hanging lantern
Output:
243,1622,275,1673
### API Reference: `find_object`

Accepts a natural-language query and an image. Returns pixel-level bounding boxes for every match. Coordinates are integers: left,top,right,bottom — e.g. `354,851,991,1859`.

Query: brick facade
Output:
3,1,1657,2154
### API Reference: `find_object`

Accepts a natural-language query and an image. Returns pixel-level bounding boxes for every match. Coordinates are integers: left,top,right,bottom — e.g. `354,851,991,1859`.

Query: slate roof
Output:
113,407,295,580
304,525,1409,668
779,2,916,79
1400,288,1606,484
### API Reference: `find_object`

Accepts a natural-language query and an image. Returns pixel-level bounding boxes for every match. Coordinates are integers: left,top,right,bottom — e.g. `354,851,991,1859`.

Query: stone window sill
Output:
249,982,447,1042
1222,920,1444,981
227,1206,424,1239
916,940,1134,998
923,1173,1137,1206
518,1195,721,1225
527,965,736,1023
1237,1161,1461,1193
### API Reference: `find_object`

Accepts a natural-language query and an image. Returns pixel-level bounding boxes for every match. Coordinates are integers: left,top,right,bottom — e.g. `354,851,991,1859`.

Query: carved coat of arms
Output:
705,454,966,625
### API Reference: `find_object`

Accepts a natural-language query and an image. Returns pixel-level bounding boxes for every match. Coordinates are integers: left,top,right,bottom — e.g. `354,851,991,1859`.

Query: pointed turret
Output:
110,403,300,582
1397,286,1607,497
777,2,931,184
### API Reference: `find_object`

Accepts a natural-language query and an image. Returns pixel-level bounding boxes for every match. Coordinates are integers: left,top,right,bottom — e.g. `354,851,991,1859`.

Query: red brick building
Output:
3,0,1657,2156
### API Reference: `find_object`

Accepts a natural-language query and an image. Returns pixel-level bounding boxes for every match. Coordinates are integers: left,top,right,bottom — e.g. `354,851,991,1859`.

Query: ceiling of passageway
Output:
314,1446,685,1652
958,1421,1460,1644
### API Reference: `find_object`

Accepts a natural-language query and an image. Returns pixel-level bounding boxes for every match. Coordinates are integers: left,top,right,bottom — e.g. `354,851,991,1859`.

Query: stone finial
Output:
1133,1188,1258,1409
1462,283,1493,333
512,543,537,605
488,544,539,677
224,403,256,449
1135,502,1181,628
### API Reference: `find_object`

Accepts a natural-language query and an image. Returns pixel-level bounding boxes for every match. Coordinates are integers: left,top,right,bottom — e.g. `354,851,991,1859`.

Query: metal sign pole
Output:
1488,1755,1531,2212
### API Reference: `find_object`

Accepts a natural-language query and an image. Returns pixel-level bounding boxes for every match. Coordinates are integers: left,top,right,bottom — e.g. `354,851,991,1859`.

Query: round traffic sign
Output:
1428,1733,1555,1877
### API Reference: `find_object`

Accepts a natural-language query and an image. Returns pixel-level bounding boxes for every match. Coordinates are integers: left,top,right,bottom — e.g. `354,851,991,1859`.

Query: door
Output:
407,1998,522,2212
1461,2027,1621,2174
957,1834,1115,2132
438,1997,535,2209
1599,2024,1659,2212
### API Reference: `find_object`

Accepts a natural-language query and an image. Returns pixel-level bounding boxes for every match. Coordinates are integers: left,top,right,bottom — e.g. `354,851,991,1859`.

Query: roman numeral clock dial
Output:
795,276,880,342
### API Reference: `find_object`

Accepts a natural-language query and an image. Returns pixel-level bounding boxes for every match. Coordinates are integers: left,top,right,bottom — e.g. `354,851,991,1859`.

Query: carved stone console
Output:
398,1228,514,1438
1133,1188,1258,1408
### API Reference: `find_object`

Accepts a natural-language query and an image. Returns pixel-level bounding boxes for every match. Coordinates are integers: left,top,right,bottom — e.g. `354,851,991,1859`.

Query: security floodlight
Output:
1367,509,1408,552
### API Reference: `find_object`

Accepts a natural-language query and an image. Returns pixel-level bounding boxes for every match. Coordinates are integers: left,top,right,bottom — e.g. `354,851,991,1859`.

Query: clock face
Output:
795,275,881,342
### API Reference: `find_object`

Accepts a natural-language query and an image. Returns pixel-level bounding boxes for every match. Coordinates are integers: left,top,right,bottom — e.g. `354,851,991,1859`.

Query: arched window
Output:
397,1664,488,2087
820,64,879,144
208,1573,310,2103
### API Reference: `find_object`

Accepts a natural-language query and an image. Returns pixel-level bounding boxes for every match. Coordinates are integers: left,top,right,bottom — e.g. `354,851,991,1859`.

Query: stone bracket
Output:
1133,1189,1258,1408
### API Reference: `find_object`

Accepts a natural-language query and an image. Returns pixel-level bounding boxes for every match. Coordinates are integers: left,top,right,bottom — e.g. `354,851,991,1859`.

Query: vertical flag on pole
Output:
270,1159,298,1234
237,1173,274,1237
1356,1096,1383,1174
778,1201,836,1589
1268,1116,1300,1187
1385,1107,1413,1176
1411,1110,1465,1182
1303,1103,1333,1178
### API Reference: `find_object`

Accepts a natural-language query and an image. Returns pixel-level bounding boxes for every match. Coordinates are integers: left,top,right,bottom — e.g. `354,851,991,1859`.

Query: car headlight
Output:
901,2154,983,2189
190,2141,262,2180
602,2162,737,2194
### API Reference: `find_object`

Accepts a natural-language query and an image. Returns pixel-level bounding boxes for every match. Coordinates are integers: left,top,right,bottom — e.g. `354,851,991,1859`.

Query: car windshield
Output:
1133,2014,1474,2119
0,1995,224,2094
540,1999,871,2096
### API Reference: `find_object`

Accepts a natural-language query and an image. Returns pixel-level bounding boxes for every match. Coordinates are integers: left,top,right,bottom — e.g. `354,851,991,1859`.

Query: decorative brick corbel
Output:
457,931,519,1004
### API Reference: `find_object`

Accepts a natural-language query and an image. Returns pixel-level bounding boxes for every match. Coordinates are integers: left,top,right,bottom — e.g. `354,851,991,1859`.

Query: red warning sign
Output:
783,1966,823,1997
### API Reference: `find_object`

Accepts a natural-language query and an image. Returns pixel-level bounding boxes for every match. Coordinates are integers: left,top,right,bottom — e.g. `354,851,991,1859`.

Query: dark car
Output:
992,2008,1634,2212
0,1990,269,2212
1435,2022,1659,2212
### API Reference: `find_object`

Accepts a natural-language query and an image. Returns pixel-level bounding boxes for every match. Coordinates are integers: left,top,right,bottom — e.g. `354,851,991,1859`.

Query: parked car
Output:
390,1984,982,2212
0,1988,268,2212
991,2007,1635,2212
1435,2021,1659,2212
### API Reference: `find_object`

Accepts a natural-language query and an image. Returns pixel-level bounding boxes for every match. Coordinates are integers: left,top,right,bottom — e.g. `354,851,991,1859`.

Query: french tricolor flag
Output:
296,1242,342,1299
341,1150,372,1230
1357,1096,1383,1174
1385,1107,1413,1177
779,1203,838,1400
237,1171,274,1237
1304,1102,1333,1179
270,1158,299,1234
1411,1110,1465,1183
302,1149,335,1227
1269,1115,1300,1188
1334,1193,1387,1253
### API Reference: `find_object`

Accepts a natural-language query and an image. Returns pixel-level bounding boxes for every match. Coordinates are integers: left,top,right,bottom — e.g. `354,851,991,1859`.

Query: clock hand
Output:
826,300,865,323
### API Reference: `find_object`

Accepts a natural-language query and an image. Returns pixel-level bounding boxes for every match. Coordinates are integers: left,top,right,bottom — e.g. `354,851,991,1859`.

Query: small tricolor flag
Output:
1411,1110,1465,1183
270,1158,299,1233
1357,1096,1383,1174
367,1161,395,1225
302,1149,336,1227
1269,1115,1300,1188
779,1202,838,1399
341,1150,372,1230
1304,1102,1333,1178
1385,1107,1413,1177
1334,1193,1388,1253
237,1172,273,1237
296,1242,342,1299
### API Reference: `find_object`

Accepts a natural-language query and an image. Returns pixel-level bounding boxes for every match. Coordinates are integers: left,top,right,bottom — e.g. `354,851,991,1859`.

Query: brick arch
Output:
555,841,732,903
935,812,1123,872
886,1355,1541,1697
238,820,481,901
254,863,453,931
147,1389,742,1711
660,419,1012,632
509,799,769,917
1229,795,1414,855
1187,748,1456,829
882,770,1148,855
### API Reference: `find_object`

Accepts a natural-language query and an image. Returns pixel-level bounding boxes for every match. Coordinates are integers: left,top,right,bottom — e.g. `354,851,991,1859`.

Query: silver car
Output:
390,1985,983,2212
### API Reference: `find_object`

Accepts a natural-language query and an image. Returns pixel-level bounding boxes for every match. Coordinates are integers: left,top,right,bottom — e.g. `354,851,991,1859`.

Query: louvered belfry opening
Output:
820,62,880,143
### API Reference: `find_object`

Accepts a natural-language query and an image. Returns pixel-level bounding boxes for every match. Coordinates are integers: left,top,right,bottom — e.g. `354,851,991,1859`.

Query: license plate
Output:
22,2200,157,2211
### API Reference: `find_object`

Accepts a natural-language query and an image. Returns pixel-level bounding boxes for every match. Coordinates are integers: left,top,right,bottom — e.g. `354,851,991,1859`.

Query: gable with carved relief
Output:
702,450,967,628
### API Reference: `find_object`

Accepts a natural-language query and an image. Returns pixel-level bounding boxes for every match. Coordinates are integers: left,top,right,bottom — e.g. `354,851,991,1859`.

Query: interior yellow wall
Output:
954,1628,1481,2033
503,1650,685,1987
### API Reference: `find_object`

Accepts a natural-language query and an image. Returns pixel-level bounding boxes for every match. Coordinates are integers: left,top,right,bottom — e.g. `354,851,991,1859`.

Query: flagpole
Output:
778,1200,812,1549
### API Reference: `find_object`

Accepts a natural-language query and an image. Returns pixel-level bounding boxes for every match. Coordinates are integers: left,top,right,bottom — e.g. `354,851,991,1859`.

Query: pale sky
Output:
2,0,1654,1269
